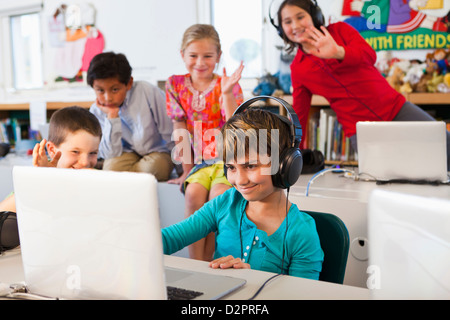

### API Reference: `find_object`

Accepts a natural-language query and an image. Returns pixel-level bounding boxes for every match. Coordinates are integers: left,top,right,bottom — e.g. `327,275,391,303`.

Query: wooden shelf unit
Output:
0,101,93,111
0,101,93,119
271,93,450,106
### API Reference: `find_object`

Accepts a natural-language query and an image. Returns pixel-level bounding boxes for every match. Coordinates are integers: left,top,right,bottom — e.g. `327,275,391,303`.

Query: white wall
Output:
0,0,202,103
41,0,199,85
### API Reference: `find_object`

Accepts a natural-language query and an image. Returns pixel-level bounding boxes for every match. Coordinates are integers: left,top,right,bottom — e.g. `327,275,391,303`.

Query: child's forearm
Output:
222,92,238,120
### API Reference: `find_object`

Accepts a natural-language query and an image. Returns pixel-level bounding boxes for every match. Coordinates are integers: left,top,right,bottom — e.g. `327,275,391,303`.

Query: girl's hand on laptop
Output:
209,255,250,270
32,139,60,167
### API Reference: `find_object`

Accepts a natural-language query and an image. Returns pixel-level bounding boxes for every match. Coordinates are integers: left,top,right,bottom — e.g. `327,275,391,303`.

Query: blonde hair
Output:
180,24,221,54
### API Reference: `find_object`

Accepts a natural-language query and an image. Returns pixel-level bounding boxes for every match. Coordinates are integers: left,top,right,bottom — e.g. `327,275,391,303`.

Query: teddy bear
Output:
415,53,438,93
386,66,404,92
402,61,427,92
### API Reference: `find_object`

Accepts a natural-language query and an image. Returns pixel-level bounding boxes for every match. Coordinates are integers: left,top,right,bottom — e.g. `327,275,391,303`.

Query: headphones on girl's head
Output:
269,0,325,39
223,95,303,189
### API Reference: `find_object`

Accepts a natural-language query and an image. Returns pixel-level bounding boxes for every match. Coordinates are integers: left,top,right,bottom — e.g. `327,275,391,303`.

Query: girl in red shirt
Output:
275,0,449,170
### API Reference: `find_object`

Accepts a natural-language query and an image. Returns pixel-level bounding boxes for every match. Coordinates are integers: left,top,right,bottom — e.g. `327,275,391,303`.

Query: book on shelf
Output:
0,118,41,146
307,109,357,163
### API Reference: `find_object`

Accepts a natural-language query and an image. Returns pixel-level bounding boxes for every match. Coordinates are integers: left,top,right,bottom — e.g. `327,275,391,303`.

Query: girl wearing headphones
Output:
276,0,450,170
162,108,323,279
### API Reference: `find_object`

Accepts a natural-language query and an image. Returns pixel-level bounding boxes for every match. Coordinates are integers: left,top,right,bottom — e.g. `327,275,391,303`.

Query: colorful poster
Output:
342,0,450,50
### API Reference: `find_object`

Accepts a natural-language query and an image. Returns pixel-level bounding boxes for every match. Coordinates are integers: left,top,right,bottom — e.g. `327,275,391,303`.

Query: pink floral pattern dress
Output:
166,73,243,164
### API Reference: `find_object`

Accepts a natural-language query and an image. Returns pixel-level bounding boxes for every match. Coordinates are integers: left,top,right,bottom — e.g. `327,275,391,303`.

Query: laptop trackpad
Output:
164,267,247,300
165,267,193,282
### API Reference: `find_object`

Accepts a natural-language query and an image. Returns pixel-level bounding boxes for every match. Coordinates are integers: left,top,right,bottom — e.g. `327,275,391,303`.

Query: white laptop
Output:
12,166,246,300
368,189,450,299
356,121,448,182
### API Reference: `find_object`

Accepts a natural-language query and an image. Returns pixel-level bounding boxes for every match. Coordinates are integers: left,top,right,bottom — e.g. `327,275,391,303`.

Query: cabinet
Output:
268,93,450,166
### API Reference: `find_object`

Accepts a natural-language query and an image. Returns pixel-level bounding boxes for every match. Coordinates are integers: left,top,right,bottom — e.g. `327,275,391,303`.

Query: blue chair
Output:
304,210,350,284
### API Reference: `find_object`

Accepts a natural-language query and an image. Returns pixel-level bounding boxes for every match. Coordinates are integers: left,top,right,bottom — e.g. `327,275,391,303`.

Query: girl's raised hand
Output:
299,26,345,60
32,139,60,167
209,255,251,270
221,61,244,94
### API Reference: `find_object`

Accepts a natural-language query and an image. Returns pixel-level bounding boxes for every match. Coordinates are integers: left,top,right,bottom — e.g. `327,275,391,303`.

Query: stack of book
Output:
307,109,357,163
0,118,41,147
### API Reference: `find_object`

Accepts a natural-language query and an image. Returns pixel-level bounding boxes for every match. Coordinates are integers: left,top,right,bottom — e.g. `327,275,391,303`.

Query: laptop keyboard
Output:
166,286,204,300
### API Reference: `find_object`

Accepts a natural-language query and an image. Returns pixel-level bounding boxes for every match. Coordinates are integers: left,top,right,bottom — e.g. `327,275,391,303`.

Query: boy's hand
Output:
96,98,120,119
209,255,251,270
32,139,60,167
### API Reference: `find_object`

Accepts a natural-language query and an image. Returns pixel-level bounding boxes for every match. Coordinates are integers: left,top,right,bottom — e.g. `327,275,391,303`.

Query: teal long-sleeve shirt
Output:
162,188,323,280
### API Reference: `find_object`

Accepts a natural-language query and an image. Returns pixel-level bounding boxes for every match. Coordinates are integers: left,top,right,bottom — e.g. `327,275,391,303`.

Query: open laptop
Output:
356,121,448,183
12,166,246,300
368,189,450,299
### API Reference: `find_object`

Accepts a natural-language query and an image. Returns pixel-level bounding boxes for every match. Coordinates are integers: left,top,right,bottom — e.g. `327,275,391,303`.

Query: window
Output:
10,12,43,89
211,0,263,78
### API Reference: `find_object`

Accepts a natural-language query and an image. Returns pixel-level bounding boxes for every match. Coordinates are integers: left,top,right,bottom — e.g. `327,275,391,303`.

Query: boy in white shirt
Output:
88,52,174,181
0,106,102,212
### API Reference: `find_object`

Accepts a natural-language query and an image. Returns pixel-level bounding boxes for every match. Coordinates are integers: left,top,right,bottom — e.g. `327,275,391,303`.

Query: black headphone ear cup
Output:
0,211,20,252
311,0,325,28
223,163,228,180
314,8,325,28
300,149,324,174
272,147,303,189
277,25,284,38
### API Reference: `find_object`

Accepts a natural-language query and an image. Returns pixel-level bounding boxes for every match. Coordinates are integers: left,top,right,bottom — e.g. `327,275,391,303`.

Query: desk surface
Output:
0,249,369,300
291,169,450,203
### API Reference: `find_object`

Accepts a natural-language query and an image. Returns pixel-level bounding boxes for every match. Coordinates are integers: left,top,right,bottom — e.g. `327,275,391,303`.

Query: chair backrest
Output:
304,210,350,284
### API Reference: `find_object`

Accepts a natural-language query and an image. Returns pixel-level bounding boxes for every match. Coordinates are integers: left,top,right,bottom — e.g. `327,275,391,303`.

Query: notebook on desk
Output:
356,121,448,183
12,166,246,300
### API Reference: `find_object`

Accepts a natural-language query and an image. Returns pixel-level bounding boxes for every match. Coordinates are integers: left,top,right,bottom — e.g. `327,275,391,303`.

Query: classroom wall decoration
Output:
48,3,104,83
342,0,450,51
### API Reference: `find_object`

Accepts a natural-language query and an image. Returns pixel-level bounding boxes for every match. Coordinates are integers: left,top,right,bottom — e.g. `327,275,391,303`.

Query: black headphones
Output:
224,95,303,189
0,211,20,254
269,0,325,39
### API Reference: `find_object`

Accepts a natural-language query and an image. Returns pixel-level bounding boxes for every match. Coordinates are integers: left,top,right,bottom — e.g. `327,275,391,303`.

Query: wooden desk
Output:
0,249,370,300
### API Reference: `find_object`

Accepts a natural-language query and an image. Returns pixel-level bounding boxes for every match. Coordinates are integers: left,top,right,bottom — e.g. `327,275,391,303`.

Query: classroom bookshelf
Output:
268,93,450,166
1,94,449,161
0,101,92,147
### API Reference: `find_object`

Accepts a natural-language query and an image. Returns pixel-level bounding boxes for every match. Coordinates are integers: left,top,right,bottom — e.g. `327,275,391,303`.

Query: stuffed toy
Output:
433,49,449,75
400,81,413,94
426,72,444,93
416,54,438,92
437,73,450,92
386,66,404,92
252,73,278,96
403,62,427,90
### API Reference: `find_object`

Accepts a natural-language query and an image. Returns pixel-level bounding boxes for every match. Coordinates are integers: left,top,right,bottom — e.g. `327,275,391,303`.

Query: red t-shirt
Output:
290,22,405,144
